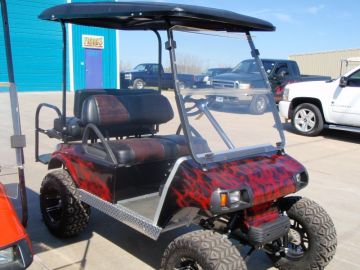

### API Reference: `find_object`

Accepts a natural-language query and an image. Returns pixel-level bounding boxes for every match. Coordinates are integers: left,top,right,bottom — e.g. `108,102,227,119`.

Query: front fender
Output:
156,152,305,227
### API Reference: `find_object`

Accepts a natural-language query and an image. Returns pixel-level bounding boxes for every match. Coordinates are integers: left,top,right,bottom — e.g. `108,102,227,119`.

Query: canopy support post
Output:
61,21,68,142
152,30,162,93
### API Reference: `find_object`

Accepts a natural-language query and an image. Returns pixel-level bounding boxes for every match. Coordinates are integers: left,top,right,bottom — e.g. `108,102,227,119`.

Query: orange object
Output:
220,193,228,207
0,183,30,249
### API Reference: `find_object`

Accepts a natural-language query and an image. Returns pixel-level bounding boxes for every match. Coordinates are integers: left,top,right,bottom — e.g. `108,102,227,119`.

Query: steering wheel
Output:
183,95,205,117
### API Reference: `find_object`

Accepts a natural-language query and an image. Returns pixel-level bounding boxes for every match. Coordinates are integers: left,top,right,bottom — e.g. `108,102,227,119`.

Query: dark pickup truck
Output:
211,59,330,107
120,63,195,90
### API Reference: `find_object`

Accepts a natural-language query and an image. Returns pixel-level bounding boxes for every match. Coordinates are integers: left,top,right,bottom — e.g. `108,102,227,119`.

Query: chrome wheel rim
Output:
294,108,316,132
135,80,144,89
256,96,266,112
43,191,63,225
285,220,309,260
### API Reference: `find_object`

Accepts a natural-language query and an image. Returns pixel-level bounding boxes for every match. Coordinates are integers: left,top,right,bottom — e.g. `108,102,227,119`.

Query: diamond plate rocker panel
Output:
78,189,162,240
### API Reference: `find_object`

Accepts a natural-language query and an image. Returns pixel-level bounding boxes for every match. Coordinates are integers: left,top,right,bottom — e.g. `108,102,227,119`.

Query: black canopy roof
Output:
39,2,275,32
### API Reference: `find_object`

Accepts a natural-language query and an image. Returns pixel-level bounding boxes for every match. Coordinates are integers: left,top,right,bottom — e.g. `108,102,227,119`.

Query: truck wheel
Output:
40,169,90,238
249,95,267,114
292,103,323,136
133,79,145,89
178,81,185,90
160,230,246,270
206,96,223,110
270,197,337,270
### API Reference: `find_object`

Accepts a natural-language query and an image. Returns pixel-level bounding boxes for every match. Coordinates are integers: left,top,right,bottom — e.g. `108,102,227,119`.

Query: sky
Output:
119,0,359,71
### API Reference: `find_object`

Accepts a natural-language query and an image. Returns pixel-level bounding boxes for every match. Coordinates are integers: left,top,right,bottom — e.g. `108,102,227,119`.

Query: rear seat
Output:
53,89,157,140
81,94,210,165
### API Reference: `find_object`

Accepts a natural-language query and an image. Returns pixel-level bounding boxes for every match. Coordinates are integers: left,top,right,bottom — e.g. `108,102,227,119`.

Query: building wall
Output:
71,0,117,91
0,0,64,91
72,25,117,90
0,0,118,92
289,48,360,79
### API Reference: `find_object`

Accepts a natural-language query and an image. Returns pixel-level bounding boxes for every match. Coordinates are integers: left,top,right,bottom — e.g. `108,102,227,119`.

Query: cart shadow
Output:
79,209,273,269
25,188,273,270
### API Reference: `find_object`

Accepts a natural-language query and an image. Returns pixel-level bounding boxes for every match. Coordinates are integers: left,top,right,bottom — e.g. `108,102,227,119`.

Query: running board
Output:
78,189,162,240
327,124,360,133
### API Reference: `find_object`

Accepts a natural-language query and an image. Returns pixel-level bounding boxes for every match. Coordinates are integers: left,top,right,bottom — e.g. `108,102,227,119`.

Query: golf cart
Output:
0,0,33,268
35,2,336,269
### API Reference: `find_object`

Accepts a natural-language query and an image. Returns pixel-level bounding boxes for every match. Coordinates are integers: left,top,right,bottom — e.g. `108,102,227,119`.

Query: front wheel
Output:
249,95,267,115
270,197,337,270
133,78,145,89
292,103,324,136
160,230,246,270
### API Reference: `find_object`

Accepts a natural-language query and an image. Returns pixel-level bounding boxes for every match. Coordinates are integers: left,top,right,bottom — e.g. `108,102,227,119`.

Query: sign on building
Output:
82,35,104,49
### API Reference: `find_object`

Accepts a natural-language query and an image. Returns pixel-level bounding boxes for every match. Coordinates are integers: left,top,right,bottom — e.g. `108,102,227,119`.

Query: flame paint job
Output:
0,183,31,249
244,203,279,228
158,152,304,227
51,144,114,202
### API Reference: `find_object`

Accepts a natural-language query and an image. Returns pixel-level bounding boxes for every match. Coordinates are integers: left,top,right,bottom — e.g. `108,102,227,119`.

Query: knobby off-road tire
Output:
40,169,90,238
160,230,246,270
271,196,337,270
292,103,324,136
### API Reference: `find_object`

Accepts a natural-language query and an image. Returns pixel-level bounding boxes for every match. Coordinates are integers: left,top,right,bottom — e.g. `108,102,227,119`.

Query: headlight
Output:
0,239,33,268
238,83,251,90
124,73,132,80
283,87,290,101
210,188,252,214
229,191,241,204
294,171,308,190
0,247,14,265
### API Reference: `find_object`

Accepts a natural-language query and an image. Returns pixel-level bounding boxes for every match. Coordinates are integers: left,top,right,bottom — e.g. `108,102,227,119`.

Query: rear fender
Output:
48,157,64,170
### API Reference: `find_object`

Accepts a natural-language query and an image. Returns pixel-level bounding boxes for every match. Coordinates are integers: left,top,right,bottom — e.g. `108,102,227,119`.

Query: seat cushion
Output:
99,135,209,165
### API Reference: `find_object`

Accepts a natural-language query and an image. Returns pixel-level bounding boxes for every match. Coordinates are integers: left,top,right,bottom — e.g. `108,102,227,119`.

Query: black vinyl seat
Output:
92,135,209,165
81,93,210,165
52,89,158,140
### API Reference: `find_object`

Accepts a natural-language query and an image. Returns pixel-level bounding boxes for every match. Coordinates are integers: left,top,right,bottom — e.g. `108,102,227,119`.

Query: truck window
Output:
348,70,360,87
275,64,289,77
151,64,159,73
233,60,275,74
133,64,147,72
262,61,276,74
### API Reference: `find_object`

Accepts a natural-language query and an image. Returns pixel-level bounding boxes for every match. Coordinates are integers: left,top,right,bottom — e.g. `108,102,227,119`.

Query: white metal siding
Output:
290,48,360,79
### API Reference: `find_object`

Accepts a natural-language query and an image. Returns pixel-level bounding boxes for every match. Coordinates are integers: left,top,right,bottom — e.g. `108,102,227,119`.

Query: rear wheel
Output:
270,197,337,270
178,81,185,90
40,169,90,238
292,103,323,136
160,230,246,270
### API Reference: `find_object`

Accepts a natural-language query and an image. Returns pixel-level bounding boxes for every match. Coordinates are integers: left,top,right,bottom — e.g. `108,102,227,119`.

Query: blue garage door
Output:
0,1,64,92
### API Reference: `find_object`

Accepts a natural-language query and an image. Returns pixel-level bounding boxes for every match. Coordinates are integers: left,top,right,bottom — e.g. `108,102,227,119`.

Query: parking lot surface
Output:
7,92,360,270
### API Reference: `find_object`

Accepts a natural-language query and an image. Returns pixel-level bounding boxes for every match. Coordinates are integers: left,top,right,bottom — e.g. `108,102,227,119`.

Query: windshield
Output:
133,64,147,72
171,29,284,164
232,60,276,75
0,85,18,185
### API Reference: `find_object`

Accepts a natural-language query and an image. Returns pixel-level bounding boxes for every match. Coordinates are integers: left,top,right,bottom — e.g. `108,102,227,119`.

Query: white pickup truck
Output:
279,65,360,136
